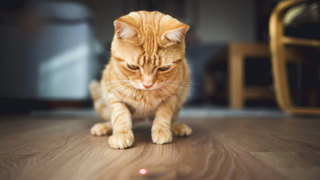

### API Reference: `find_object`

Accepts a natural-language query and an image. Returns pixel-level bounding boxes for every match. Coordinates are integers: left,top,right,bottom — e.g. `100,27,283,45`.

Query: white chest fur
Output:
123,90,165,118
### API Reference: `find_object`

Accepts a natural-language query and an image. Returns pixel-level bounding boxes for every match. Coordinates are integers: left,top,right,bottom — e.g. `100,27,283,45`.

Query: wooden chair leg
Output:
229,47,244,109
204,71,214,104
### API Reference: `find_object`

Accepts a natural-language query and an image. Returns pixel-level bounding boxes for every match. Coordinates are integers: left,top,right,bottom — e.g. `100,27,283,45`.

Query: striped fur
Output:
90,11,192,149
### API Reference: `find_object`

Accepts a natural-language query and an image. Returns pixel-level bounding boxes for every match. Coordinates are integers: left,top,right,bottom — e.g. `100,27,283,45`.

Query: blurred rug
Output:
31,107,289,118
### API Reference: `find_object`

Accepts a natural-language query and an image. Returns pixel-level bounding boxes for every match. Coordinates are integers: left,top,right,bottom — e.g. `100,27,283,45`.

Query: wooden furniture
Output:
206,42,313,109
1,115,320,179
229,43,274,109
205,43,275,108
269,0,320,114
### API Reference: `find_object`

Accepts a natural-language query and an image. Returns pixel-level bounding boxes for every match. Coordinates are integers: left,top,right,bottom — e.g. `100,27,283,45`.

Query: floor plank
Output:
0,115,319,180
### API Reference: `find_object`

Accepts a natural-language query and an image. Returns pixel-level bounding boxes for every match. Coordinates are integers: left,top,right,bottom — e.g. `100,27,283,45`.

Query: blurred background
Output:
1,0,320,116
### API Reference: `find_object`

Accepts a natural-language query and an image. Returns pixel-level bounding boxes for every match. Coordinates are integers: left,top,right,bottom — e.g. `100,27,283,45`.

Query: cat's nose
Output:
142,84,153,89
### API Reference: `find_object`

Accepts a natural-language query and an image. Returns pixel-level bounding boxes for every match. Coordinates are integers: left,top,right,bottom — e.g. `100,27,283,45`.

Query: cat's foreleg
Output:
91,122,112,136
171,121,192,136
170,107,192,136
90,80,113,136
90,99,112,136
107,94,134,149
90,105,113,136
151,96,178,144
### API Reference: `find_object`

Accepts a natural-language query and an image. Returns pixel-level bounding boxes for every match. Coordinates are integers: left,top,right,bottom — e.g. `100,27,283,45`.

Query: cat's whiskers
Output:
165,86,182,99
107,84,132,99
116,84,134,102
164,85,193,103
161,85,174,97
108,83,131,93
91,83,131,98
90,80,129,89
159,87,170,97
101,80,131,85
163,81,202,86
161,86,179,104
122,87,135,103
162,80,198,92
163,81,189,86
130,81,139,87
165,83,197,93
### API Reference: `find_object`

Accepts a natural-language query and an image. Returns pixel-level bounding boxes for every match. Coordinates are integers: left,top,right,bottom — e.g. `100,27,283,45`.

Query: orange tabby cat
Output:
90,11,192,149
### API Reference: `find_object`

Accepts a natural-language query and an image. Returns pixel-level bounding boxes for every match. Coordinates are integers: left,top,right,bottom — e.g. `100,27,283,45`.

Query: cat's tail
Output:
90,80,110,121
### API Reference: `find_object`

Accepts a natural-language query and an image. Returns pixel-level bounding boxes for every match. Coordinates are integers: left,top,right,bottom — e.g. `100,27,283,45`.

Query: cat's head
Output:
111,11,189,90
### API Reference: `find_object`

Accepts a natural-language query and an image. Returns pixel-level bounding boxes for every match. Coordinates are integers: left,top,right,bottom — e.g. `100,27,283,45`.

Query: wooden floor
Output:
0,115,320,180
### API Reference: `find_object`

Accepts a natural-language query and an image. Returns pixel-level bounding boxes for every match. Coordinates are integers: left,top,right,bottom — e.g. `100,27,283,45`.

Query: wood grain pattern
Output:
0,115,320,180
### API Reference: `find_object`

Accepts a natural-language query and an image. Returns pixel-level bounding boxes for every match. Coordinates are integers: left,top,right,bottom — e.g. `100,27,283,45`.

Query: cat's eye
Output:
158,66,170,71
127,64,140,70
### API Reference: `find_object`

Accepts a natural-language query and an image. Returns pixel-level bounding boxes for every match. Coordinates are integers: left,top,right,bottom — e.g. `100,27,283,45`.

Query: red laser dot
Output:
139,169,147,175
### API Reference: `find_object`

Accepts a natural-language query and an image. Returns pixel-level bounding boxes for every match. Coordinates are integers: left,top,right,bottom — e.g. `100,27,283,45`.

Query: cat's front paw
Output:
91,123,112,136
108,130,134,149
171,123,192,136
152,128,172,144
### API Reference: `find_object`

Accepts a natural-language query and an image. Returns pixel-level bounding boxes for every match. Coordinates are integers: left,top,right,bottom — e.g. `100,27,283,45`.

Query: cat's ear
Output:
114,12,140,40
162,26,189,42
114,20,139,40
161,15,189,43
